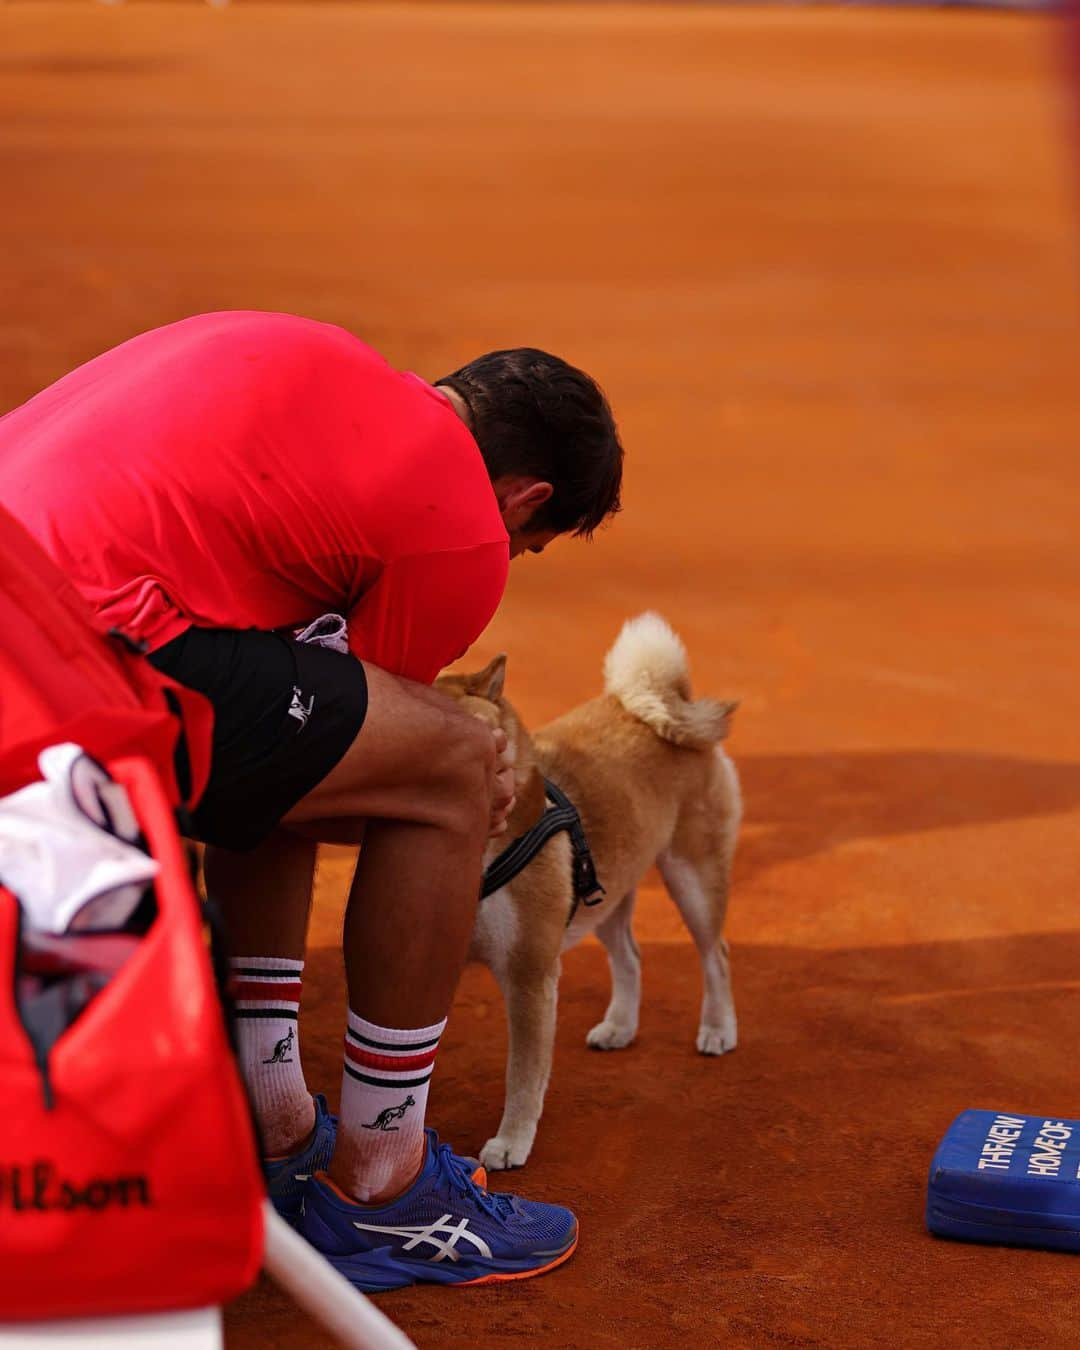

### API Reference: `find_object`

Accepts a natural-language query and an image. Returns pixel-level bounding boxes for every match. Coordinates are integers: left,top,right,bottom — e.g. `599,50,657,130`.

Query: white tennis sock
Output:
338,1009,446,1202
230,956,314,1157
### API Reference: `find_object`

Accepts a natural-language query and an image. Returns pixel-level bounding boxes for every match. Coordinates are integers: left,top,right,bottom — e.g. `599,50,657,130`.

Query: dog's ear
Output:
464,653,507,702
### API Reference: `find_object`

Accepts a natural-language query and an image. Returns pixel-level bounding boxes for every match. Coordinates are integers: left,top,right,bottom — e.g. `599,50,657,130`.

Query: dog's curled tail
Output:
603,612,737,748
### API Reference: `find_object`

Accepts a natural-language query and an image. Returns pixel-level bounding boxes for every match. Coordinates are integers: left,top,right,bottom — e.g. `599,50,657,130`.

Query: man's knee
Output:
428,709,495,834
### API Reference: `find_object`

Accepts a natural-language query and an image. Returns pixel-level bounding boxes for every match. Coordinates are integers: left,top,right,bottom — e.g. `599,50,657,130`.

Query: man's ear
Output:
463,654,507,702
493,476,554,530
516,481,553,515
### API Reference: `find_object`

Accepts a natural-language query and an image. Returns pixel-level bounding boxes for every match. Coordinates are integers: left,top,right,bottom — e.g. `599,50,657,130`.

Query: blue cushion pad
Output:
927,1109,1080,1252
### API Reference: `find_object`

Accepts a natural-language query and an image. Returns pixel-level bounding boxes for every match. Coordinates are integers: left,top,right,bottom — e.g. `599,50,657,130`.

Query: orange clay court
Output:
1,3,1078,1345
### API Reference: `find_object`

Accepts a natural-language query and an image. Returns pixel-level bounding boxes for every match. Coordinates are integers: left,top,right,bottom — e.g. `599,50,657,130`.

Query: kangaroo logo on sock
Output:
263,1026,295,1065
362,1095,416,1132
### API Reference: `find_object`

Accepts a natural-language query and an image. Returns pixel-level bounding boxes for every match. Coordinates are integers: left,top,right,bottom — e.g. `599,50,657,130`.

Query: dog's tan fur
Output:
436,613,741,1170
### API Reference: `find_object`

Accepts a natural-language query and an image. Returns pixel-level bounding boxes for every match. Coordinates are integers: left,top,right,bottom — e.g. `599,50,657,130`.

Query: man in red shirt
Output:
0,311,623,1291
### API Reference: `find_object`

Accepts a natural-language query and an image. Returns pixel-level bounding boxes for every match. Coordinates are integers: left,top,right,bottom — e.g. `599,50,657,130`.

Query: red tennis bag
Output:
0,505,263,1319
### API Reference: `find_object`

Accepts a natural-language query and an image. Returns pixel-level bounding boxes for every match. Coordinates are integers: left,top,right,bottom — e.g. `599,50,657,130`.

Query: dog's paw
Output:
696,1022,737,1056
479,1134,533,1171
586,1020,636,1050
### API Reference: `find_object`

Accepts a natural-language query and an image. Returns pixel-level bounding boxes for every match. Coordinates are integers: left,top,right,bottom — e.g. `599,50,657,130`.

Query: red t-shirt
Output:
0,312,509,685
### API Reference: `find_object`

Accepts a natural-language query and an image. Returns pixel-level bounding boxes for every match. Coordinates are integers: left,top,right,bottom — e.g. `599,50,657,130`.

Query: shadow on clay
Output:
734,750,1080,877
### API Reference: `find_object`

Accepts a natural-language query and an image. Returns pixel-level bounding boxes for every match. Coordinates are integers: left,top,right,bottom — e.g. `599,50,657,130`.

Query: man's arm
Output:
345,542,509,685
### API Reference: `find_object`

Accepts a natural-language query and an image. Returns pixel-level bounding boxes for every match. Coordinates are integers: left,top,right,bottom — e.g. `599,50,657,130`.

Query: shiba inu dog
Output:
436,613,741,1170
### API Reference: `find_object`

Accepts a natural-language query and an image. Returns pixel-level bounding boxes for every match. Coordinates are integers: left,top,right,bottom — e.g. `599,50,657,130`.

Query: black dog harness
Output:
480,779,605,926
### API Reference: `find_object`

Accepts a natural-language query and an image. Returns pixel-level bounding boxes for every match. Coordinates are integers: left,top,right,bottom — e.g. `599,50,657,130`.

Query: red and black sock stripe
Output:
343,1024,440,1088
229,957,303,1021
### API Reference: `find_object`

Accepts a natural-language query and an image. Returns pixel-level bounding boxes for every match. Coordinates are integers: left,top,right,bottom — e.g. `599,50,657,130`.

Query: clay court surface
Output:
2,2,1079,1344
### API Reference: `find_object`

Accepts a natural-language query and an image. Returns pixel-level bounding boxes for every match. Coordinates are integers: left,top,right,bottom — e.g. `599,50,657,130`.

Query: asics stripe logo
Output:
351,1215,493,1262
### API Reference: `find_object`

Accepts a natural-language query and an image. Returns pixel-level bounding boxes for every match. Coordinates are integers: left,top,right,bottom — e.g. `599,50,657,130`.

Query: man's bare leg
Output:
205,831,317,960
341,816,484,1029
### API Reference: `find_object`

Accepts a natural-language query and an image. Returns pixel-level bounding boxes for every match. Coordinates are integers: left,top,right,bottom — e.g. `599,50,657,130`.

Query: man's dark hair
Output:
437,348,623,538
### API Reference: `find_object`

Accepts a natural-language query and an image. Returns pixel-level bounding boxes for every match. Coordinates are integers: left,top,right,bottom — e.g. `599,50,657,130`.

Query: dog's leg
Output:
586,889,641,1050
480,956,560,1171
656,850,737,1055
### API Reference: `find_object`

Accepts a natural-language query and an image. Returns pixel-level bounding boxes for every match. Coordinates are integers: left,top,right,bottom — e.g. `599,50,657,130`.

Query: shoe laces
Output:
436,1140,517,1220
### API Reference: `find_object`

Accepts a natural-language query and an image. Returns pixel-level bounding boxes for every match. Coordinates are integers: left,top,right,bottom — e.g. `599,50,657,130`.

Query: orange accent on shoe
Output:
313,1168,418,1208
470,1165,488,1187
452,1232,579,1286
313,1169,358,1204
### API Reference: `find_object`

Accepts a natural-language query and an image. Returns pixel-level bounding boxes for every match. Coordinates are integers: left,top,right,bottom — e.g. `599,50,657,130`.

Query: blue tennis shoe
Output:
299,1129,578,1290
263,1093,337,1225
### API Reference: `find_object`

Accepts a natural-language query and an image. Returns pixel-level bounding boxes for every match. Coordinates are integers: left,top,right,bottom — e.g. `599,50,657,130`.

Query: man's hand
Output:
490,727,516,837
